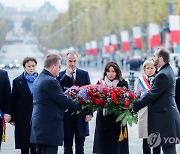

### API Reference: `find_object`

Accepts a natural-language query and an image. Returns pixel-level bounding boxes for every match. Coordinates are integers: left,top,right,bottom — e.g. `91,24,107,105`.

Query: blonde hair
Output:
143,58,155,73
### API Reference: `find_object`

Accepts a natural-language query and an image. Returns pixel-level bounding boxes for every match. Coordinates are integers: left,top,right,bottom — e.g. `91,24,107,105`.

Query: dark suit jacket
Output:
30,69,81,146
11,73,35,149
0,69,11,130
0,69,11,115
175,77,180,112
58,68,91,137
133,63,180,145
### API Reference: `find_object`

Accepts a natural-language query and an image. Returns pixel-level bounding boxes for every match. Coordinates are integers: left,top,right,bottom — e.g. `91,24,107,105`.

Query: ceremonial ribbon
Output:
138,75,151,90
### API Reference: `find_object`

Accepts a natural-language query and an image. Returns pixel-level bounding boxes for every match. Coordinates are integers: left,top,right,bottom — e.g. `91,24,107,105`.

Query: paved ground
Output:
1,117,180,154
1,69,180,154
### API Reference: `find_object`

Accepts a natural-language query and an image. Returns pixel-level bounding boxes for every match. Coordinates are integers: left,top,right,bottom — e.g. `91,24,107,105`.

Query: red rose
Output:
94,98,101,105
91,97,95,102
116,92,122,97
87,90,93,96
102,88,108,96
110,91,118,104
123,99,130,106
100,100,106,106
79,98,85,105
112,98,118,104
93,92,99,96
102,87,108,91
128,92,136,99
117,87,126,94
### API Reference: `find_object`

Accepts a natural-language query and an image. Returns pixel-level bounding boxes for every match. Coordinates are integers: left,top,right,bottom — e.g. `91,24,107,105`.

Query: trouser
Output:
64,114,86,154
162,144,176,154
64,136,85,154
21,147,37,154
0,118,2,150
143,139,161,154
36,144,58,154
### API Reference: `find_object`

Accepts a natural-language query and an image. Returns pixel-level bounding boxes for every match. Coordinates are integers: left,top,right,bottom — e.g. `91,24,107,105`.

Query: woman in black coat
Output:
11,57,38,154
93,61,129,154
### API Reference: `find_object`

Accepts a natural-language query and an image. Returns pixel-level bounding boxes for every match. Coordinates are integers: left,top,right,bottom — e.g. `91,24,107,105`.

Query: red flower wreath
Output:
65,85,137,126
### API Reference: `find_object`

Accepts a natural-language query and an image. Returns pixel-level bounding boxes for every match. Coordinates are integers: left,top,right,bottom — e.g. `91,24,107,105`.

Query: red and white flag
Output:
121,31,130,52
133,26,142,49
91,40,98,55
103,36,111,53
148,23,161,48
169,15,180,44
85,42,92,55
110,34,118,52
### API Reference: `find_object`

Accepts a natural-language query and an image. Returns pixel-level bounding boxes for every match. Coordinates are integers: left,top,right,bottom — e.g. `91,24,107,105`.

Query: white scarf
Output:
104,76,119,87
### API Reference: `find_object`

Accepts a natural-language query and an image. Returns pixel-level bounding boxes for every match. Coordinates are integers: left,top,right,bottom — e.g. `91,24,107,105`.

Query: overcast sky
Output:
0,0,69,12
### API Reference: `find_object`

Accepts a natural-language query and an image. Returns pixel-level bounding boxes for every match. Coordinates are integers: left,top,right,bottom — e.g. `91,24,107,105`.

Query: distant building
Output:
0,3,17,19
0,2,58,24
35,2,58,24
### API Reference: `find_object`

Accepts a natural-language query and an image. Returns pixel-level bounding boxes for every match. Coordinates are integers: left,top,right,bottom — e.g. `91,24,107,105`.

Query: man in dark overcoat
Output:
30,54,82,154
133,47,180,154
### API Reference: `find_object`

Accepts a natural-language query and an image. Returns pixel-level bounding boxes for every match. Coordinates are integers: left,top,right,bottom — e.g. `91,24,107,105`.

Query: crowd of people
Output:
0,47,180,154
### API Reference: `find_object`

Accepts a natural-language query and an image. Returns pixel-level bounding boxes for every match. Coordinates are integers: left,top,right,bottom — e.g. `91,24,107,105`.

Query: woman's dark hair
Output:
103,61,123,81
22,57,37,67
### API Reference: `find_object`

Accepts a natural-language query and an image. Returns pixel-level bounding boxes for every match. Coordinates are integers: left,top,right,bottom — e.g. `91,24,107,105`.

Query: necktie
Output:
71,72,75,85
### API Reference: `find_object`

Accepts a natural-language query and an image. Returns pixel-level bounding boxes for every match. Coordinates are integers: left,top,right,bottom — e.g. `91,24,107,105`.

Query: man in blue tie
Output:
58,50,92,154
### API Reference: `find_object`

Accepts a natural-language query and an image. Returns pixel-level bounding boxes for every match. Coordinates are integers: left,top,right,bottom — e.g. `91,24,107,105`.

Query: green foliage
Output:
116,110,137,127
0,18,14,45
33,0,180,49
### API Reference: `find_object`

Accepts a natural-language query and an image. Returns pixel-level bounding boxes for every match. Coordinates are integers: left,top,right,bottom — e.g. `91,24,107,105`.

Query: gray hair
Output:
66,50,78,57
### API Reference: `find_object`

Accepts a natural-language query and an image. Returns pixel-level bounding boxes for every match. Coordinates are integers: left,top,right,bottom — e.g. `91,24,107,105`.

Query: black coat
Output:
133,63,180,146
0,69,11,115
93,80,129,154
0,69,11,141
30,69,81,146
11,74,35,149
175,77,180,112
58,68,91,137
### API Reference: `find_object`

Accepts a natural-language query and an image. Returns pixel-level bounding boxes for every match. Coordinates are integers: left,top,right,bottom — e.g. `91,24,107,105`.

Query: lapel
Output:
153,63,170,85
159,63,169,72
19,74,32,99
59,70,66,79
